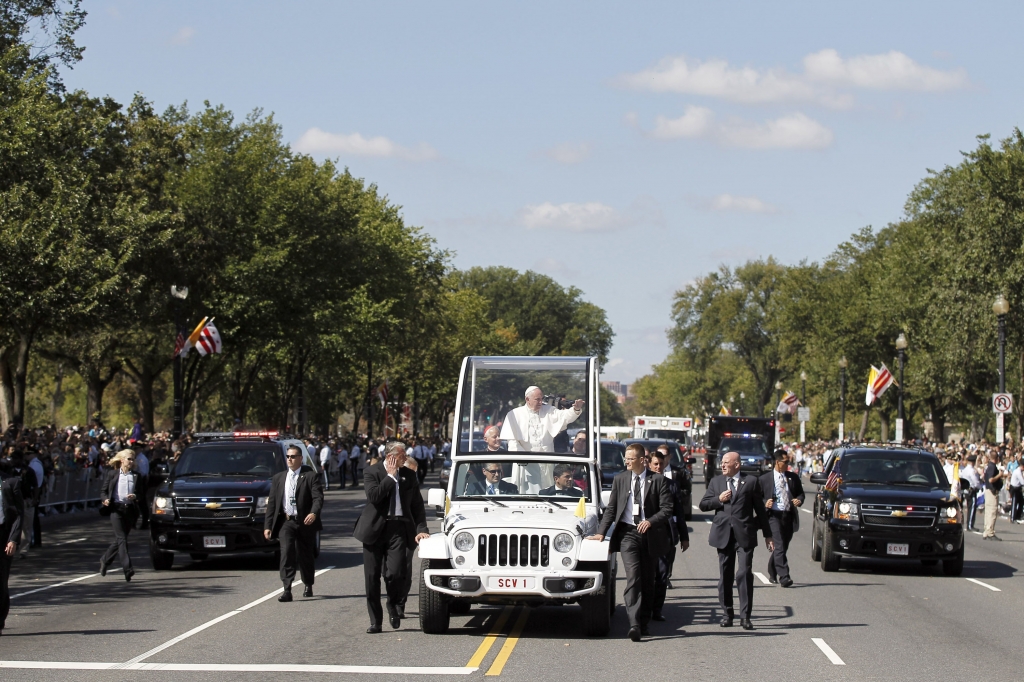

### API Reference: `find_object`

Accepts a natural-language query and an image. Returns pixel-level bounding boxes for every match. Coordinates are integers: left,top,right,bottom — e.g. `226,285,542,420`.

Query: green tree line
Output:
634,131,1024,443
0,2,615,435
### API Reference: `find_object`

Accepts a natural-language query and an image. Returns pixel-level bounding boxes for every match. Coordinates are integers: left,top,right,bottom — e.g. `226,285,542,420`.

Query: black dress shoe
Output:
652,611,666,622
780,577,794,588
388,609,400,630
768,574,778,584
100,561,108,577
366,625,382,634
628,626,641,642
740,618,754,630
124,569,134,583
395,605,406,619
720,616,733,628
303,585,313,598
278,590,293,602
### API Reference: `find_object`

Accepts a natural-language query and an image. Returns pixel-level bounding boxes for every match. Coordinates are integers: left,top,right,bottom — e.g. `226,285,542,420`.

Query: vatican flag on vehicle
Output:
574,497,587,519
865,364,895,405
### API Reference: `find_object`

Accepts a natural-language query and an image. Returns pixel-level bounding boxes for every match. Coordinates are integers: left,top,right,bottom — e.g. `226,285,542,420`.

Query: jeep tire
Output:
820,524,840,572
578,561,611,636
419,559,451,634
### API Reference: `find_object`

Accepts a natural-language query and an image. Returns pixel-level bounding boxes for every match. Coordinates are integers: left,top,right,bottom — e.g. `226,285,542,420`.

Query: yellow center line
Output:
465,606,515,669
484,607,530,676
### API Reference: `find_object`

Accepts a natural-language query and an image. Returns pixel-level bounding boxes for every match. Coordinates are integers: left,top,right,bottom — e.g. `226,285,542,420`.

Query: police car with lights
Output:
418,356,617,636
809,446,964,575
148,431,321,569
704,415,776,482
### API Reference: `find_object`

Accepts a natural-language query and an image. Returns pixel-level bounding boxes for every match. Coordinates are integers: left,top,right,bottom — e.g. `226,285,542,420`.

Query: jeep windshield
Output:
838,453,947,487
452,461,592,502
457,357,592,456
174,446,285,478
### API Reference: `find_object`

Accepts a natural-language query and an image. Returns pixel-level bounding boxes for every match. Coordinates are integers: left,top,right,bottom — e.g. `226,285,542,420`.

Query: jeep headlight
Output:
153,496,173,515
944,506,957,518
454,532,474,552
941,505,960,523
553,533,574,553
256,496,269,514
834,501,859,521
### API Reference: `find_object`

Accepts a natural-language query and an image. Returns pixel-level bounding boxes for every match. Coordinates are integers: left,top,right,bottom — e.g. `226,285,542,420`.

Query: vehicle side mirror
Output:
685,456,697,464
427,488,446,508
809,472,827,485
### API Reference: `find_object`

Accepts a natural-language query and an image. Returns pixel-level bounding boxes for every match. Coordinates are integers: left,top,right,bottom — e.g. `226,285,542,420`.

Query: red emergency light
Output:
233,430,279,438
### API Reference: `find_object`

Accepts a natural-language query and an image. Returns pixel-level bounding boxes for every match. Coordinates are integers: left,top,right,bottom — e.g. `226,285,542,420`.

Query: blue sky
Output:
62,1,1024,383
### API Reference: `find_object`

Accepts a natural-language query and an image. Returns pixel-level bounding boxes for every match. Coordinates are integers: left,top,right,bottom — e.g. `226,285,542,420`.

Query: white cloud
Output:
706,194,780,214
532,257,580,279
802,49,969,92
652,107,833,150
294,128,438,161
520,202,625,232
543,142,591,164
620,50,967,107
170,26,195,46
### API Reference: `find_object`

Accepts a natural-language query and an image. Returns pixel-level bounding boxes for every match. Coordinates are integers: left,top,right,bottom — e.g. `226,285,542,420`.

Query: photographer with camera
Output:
499,386,584,453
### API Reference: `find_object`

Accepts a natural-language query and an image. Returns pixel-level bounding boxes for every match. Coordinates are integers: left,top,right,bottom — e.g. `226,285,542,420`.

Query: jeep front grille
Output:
478,533,549,567
862,504,936,528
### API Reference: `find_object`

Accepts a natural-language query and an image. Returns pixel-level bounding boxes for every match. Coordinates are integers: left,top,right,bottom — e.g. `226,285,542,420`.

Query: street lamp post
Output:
895,332,908,443
739,392,746,416
838,356,848,441
775,380,783,444
994,294,1010,444
799,371,808,443
170,285,189,438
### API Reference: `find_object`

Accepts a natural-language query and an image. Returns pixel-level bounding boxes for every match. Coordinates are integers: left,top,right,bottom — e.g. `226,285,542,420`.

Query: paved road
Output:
1,473,1020,681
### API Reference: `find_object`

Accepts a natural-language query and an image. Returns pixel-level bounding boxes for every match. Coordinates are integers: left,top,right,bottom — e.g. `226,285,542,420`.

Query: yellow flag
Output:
574,497,586,519
444,495,450,517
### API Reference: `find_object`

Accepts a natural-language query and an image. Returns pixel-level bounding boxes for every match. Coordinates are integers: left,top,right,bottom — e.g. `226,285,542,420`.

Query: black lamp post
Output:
895,333,908,441
994,294,1009,393
775,380,783,416
170,285,189,438
838,356,848,440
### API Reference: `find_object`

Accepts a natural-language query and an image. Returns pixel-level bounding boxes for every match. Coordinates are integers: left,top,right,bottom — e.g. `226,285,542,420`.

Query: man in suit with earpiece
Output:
700,451,773,631
264,445,324,602
0,464,24,637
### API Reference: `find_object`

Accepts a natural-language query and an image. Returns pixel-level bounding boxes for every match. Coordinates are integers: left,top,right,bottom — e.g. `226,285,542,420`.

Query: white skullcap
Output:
525,386,542,398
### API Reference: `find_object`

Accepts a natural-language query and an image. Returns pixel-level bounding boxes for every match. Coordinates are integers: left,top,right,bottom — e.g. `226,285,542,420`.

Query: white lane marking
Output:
965,578,1001,592
692,505,700,511
0,661,475,674
11,573,98,600
55,537,88,545
122,566,335,665
812,638,845,665
354,503,366,508
705,519,712,524
753,572,771,585
971,531,983,536
800,507,813,514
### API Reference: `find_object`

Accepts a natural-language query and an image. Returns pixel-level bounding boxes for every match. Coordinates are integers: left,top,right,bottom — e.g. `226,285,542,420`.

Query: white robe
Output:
499,403,582,452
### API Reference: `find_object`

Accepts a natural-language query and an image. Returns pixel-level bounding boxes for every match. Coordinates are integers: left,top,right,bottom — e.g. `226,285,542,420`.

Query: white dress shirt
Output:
283,469,300,516
773,470,790,511
1010,467,1024,488
115,472,135,503
319,446,332,466
618,470,648,526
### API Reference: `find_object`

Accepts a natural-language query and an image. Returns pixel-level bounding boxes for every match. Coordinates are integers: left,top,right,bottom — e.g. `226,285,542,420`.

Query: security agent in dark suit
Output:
264,445,324,602
699,450,773,630
759,450,805,587
100,449,141,582
648,450,689,622
588,443,673,642
353,441,429,633
538,463,584,498
0,464,25,636
464,463,519,495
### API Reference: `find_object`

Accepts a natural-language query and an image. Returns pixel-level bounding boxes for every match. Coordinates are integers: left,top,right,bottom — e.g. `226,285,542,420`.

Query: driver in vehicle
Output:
499,386,584,452
539,464,584,498
465,464,519,495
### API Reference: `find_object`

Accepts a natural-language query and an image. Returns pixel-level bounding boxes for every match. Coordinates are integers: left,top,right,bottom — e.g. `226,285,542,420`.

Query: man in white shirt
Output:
319,442,333,491
962,455,983,531
499,386,584,452
1009,455,1024,523
348,441,361,487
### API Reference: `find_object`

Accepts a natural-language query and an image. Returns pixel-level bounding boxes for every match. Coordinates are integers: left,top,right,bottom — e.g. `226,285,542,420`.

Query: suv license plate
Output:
887,543,909,556
204,536,226,549
488,577,534,590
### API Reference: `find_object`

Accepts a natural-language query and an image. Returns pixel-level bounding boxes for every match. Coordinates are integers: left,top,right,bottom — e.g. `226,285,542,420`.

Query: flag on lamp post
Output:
195,319,223,356
865,365,895,406
776,390,800,414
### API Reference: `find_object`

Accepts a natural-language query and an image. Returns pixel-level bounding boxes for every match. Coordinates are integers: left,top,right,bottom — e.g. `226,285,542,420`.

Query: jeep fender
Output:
578,538,610,562
417,534,450,560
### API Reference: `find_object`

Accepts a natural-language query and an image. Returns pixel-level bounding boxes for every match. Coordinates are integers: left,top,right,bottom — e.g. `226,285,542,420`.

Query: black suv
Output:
809,446,964,576
149,432,321,570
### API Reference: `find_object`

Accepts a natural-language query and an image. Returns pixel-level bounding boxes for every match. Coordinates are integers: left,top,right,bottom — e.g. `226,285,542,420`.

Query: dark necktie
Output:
728,476,736,502
389,475,398,517
633,474,641,525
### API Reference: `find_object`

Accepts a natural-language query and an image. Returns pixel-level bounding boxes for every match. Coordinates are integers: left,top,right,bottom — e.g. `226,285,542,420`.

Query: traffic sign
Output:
797,407,810,422
992,393,1013,414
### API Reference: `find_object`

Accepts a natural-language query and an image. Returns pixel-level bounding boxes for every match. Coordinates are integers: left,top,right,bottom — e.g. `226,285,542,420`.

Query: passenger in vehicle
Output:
465,463,519,495
572,431,587,455
538,464,584,498
479,426,502,452
499,386,584,452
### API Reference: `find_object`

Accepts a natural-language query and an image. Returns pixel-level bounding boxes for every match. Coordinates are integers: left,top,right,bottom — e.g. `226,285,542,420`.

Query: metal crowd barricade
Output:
39,466,105,513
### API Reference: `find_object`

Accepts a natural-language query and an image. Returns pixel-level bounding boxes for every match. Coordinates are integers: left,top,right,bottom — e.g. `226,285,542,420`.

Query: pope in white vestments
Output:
499,386,584,452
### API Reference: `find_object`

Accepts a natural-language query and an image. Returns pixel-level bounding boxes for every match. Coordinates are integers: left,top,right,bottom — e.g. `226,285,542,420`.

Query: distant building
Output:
601,381,630,405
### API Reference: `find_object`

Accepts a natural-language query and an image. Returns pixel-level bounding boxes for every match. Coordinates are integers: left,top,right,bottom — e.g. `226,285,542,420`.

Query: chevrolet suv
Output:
809,446,964,576
149,432,321,569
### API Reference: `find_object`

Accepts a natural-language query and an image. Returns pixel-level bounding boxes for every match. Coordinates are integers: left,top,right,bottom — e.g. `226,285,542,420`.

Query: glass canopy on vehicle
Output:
456,357,594,457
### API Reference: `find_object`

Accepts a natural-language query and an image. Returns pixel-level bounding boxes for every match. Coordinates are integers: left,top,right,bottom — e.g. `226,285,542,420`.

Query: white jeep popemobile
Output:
418,356,616,636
